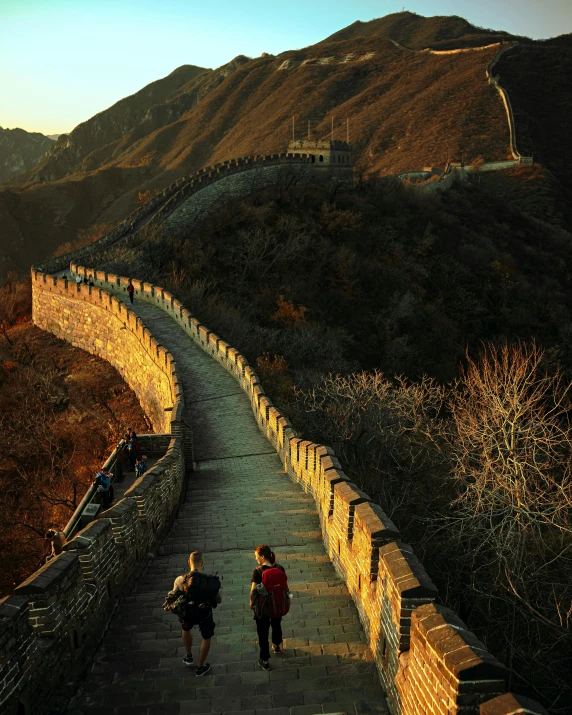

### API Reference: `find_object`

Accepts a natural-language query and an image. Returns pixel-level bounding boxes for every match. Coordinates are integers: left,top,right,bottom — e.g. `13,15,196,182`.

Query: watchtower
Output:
287,139,352,166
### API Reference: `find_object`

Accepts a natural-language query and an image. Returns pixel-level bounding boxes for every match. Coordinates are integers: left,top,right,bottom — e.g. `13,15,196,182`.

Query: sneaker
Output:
257,658,270,671
182,654,194,666
195,663,211,676
272,644,282,654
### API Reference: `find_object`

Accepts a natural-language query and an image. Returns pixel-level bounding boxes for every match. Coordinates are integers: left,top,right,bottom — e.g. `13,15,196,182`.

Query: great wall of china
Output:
0,50,548,714
1,149,550,715
393,40,533,187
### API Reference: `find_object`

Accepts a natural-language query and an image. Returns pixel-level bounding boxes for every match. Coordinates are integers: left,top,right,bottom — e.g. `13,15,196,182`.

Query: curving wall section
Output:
39,153,349,275
31,270,183,433
66,262,549,715
1,271,188,715
486,43,533,163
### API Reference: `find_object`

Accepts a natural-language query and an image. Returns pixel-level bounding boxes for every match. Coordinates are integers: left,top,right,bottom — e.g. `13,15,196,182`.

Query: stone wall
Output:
0,437,184,715
68,264,548,715
486,43,533,163
37,153,350,275
0,271,190,715
31,270,183,434
163,156,349,234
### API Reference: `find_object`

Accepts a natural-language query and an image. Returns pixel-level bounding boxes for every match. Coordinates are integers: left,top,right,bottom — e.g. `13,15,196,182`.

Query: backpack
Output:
252,565,290,619
163,572,222,619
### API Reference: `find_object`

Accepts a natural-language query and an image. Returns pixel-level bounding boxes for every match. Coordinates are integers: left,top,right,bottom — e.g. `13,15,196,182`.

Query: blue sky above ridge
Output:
1,0,571,135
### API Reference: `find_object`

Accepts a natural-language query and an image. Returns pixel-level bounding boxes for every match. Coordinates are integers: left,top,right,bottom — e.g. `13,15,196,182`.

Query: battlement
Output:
9,261,545,715
35,150,352,276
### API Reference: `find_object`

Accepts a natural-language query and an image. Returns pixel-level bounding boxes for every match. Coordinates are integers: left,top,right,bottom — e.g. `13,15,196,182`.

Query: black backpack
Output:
163,572,221,618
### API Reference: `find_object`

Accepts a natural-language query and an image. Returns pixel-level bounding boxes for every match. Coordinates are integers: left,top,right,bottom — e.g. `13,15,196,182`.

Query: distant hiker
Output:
83,275,88,284
127,280,134,304
135,455,147,478
88,276,95,286
76,274,82,285
250,544,291,670
125,432,137,469
95,469,113,509
45,528,66,562
163,551,222,675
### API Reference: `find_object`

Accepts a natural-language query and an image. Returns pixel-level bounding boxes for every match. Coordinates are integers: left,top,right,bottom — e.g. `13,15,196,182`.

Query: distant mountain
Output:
318,11,522,49
47,134,62,141
0,127,54,183
1,11,571,277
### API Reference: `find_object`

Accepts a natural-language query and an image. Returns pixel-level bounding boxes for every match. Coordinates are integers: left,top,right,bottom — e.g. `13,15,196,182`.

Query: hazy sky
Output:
1,0,571,135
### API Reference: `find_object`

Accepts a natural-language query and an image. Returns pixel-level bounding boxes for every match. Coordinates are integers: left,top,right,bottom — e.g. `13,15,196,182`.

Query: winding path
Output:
67,296,388,715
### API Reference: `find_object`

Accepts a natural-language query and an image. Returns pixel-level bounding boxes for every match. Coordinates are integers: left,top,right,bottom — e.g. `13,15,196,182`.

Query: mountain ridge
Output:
0,127,54,184
1,11,571,277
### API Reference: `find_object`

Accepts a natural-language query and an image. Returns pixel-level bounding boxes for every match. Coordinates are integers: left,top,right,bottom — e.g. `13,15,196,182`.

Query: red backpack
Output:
253,565,291,618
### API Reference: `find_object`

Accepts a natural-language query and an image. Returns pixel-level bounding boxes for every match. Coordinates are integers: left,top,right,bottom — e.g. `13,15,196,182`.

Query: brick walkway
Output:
68,297,388,715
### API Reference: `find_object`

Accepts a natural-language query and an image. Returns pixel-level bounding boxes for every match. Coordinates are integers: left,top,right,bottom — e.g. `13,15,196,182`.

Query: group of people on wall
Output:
45,427,148,562
164,546,291,675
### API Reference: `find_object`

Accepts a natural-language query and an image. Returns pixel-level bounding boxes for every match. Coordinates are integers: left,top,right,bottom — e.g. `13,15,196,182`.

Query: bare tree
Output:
448,342,572,704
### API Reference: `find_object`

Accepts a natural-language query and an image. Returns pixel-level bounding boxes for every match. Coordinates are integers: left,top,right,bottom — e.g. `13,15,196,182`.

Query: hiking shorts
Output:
180,607,215,639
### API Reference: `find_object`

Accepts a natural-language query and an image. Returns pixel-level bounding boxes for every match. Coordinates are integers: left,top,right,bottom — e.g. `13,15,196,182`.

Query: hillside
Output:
318,11,521,49
2,11,571,277
0,127,54,183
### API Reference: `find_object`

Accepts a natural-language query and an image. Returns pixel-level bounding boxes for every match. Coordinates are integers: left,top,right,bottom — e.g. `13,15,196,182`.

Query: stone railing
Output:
37,152,349,275
0,430,184,715
63,434,172,541
67,262,548,715
0,271,192,715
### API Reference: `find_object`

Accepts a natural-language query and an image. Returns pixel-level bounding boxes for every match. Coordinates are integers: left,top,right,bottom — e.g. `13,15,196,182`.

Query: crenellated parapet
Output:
30,268,184,434
57,262,548,715
0,269,189,715
36,152,352,275
0,437,184,715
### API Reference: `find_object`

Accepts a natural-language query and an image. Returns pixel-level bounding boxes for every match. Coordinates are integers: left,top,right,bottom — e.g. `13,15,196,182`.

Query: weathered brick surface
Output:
31,271,179,434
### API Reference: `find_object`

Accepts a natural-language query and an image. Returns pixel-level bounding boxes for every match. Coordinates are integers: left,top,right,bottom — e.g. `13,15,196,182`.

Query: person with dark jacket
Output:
250,544,289,670
95,469,113,509
172,551,222,675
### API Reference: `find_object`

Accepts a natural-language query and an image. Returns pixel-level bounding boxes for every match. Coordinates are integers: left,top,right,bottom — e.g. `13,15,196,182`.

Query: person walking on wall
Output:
250,544,291,671
75,274,82,285
95,468,113,509
170,551,222,675
123,431,137,469
135,455,147,478
127,280,134,304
